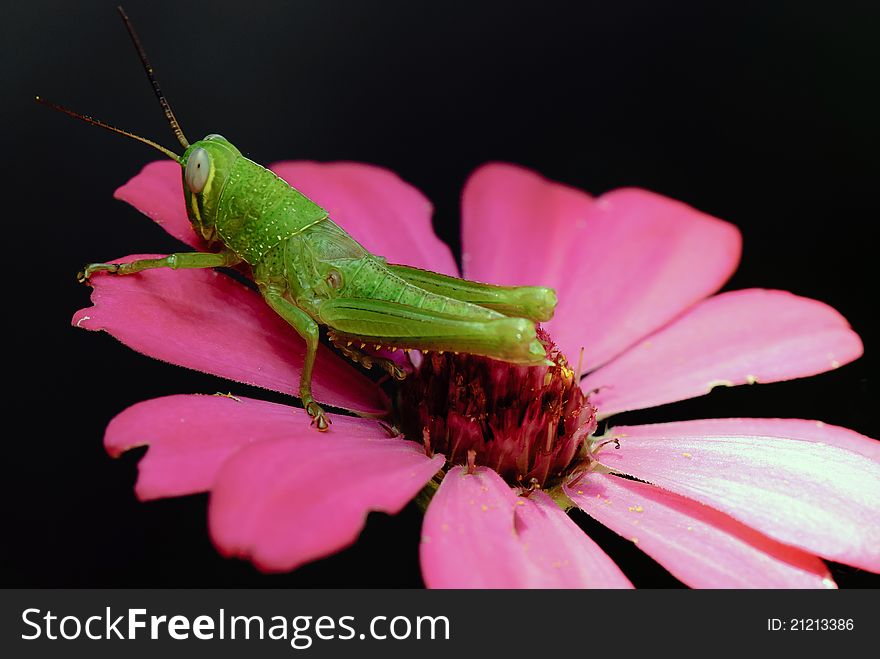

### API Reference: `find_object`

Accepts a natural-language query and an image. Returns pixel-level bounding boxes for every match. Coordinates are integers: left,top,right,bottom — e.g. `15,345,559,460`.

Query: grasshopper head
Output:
181,134,242,242
39,10,249,247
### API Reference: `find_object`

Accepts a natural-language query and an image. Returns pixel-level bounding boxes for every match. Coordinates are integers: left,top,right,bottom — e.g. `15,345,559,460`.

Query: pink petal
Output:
637,417,880,461
513,490,634,588
271,161,459,276
208,435,444,572
420,466,632,588
594,418,880,572
566,473,835,588
72,255,387,415
461,164,741,367
583,289,863,417
114,161,201,248
105,394,371,501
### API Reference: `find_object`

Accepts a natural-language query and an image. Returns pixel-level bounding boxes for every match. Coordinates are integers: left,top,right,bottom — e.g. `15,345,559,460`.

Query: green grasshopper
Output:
42,8,557,430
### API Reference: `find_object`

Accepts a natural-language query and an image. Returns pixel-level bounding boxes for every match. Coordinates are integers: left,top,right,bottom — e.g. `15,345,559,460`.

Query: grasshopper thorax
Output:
181,134,242,243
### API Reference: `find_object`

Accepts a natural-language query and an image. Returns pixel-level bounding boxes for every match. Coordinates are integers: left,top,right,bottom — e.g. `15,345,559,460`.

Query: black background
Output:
4,0,878,587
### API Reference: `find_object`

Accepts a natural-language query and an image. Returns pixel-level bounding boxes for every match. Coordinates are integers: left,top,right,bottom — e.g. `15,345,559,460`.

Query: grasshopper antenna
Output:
35,96,182,162
117,5,190,149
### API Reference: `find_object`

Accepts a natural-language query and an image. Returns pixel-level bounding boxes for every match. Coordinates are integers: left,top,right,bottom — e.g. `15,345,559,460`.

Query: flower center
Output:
397,328,598,489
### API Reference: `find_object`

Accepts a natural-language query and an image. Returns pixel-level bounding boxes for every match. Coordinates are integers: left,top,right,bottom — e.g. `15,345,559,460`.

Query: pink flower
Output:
73,160,879,588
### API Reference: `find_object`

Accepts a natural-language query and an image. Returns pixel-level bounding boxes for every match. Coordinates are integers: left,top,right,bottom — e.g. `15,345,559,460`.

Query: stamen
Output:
596,438,621,451
422,427,433,456
466,449,477,474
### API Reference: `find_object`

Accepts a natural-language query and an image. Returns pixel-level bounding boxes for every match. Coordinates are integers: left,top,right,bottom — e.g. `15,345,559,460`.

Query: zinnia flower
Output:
73,160,879,588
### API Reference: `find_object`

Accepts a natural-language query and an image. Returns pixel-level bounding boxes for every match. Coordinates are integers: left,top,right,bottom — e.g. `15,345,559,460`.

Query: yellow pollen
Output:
628,505,644,513
706,379,735,392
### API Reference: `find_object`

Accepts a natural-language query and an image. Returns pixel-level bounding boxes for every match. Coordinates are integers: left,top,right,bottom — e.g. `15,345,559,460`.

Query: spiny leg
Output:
78,250,241,282
261,288,330,431
386,263,557,322
327,331,408,380
319,297,550,366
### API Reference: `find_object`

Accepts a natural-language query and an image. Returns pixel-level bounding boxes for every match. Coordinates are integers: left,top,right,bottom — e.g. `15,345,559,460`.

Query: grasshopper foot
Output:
78,262,120,283
384,361,407,380
305,401,331,432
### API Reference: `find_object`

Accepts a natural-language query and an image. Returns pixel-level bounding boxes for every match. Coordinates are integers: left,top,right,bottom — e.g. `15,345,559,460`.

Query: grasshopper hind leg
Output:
386,264,557,322
318,297,550,366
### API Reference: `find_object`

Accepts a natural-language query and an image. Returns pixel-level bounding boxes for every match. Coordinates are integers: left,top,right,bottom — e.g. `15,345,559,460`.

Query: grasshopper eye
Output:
185,147,210,194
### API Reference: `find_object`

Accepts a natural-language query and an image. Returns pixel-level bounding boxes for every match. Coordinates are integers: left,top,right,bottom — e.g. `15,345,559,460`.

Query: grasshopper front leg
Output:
78,250,241,282
260,286,331,431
